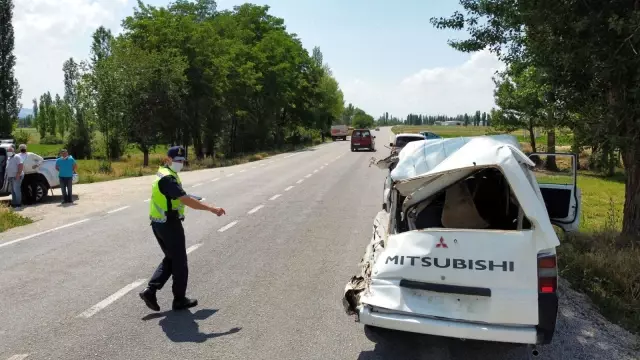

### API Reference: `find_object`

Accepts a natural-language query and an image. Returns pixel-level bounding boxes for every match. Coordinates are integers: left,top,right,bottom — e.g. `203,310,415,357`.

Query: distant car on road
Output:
375,127,380,131
390,133,426,154
351,129,376,152
331,125,349,141
419,131,442,140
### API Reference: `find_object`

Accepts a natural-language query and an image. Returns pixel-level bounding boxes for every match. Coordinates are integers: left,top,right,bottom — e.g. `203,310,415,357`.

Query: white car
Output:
0,143,79,204
344,135,581,353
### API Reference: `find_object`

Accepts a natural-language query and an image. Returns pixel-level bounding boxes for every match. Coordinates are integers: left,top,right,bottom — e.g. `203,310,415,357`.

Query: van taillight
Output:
537,254,557,293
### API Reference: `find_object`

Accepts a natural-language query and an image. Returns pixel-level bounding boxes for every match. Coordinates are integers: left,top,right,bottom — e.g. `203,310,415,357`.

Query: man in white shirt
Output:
5,145,24,207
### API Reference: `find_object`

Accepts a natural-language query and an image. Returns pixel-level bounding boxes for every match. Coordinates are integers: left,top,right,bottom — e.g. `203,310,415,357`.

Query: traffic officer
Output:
139,146,226,312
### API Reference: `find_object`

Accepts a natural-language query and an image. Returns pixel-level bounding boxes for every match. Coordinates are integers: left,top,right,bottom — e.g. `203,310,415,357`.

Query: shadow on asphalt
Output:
357,325,527,360
141,308,242,343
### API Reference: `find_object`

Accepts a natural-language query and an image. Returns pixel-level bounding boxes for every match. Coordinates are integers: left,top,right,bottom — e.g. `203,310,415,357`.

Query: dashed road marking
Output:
226,173,235,177
144,198,150,202
218,221,238,233
259,163,265,167
210,178,220,182
304,174,312,178
313,169,318,173
269,194,282,201
240,169,246,173
186,243,202,254
7,355,30,360
107,206,130,214
251,167,256,169
324,163,329,166
296,179,304,184
0,218,91,250
192,183,203,188
77,279,147,319
284,153,298,158
284,186,294,191
247,205,264,214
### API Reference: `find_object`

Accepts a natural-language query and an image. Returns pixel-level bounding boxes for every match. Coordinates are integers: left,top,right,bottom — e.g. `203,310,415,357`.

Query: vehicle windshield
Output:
395,136,423,148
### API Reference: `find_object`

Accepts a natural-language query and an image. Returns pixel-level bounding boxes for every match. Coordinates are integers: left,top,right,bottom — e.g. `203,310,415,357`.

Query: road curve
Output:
0,127,636,360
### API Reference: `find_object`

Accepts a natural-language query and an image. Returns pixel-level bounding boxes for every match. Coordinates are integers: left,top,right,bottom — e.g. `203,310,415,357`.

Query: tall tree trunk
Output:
545,128,559,171
528,120,537,153
621,145,640,238
142,146,149,167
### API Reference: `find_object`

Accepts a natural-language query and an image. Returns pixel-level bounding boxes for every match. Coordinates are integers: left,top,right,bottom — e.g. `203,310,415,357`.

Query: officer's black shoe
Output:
172,297,198,311
139,287,160,311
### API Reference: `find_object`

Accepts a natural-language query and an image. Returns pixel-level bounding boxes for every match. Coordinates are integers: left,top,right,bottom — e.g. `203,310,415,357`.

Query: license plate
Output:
354,143,360,146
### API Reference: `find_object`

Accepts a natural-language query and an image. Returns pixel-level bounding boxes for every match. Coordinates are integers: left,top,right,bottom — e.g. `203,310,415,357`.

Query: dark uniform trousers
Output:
148,216,188,299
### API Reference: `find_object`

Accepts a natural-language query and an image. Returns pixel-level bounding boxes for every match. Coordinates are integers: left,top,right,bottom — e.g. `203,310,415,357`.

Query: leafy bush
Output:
40,135,64,145
13,130,31,145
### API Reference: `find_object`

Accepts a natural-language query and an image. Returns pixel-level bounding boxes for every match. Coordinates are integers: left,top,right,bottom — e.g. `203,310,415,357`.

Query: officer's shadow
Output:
141,308,242,343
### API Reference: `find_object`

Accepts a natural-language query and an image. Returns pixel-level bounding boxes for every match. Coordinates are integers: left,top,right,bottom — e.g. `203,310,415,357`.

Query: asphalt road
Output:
0,127,637,360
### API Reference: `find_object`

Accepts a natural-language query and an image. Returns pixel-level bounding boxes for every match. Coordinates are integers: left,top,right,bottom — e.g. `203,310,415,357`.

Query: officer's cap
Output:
167,146,186,161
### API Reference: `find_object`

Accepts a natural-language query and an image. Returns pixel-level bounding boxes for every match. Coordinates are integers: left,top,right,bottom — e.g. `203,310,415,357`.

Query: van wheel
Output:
22,178,49,204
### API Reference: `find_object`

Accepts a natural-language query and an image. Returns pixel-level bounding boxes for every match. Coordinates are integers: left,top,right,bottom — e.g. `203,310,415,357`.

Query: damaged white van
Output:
343,135,581,348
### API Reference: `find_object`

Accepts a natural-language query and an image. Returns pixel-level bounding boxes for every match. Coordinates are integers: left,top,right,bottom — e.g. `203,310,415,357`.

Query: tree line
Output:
431,0,640,237
6,0,349,165
374,111,492,126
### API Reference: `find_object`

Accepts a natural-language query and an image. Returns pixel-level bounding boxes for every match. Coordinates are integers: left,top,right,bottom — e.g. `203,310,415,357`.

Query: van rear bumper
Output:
358,305,539,345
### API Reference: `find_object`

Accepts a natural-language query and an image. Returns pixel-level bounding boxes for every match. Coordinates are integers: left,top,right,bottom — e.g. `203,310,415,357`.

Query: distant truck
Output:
0,141,79,204
331,125,349,141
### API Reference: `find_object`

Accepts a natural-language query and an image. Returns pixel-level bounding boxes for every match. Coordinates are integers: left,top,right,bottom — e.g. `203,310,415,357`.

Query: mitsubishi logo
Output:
436,237,448,248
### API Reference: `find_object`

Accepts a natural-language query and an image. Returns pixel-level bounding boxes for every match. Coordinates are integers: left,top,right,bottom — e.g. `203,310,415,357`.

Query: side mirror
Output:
389,142,394,147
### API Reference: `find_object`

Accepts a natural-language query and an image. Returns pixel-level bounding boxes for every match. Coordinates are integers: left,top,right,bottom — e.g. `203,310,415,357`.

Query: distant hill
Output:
18,108,33,119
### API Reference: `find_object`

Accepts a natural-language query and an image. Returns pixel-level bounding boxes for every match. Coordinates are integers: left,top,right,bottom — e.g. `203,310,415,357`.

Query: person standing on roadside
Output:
5,145,24,208
55,149,77,204
139,146,226,312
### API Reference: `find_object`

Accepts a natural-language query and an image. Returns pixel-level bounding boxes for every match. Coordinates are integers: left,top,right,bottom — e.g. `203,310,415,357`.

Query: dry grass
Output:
0,205,33,233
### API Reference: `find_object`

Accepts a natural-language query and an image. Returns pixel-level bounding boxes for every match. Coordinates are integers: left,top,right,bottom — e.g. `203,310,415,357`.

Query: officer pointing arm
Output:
139,146,225,312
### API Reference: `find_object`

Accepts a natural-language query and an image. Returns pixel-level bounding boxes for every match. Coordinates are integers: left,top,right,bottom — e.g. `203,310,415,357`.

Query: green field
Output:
390,125,574,148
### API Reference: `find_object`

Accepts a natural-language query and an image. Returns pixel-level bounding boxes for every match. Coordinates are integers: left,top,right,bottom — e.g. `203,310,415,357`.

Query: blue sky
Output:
13,0,504,117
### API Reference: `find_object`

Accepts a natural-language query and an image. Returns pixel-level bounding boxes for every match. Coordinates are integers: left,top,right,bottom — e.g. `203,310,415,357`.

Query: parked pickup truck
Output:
331,125,349,141
0,142,79,204
344,135,581,355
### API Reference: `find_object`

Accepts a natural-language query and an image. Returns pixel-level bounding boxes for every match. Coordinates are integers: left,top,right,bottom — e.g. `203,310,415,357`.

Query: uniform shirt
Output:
158,169,187,219
6,154,23,178
56,156,76,178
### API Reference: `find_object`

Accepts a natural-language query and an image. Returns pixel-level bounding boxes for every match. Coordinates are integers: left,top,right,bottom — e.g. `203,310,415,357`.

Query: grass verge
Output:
0,206,33,233
76,142,327,184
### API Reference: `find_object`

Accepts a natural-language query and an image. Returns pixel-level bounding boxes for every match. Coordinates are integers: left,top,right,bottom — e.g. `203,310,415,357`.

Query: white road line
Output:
77,279,147,319
210,178,220,182
0,218,91,250
240,169,246,173
247,205,264,214
226,173,235,177
296,179,304,184
251,166,256,169
186,243,202,254
269,194,282,201
192,183,203,188
144,198,150,202
324,163,329,166
305,174,312,178
320,166,324,170
107,206,130,214
7,355,29,360
313,169,318,173
284,153,298,158
284,186,294,191
218,221,238,233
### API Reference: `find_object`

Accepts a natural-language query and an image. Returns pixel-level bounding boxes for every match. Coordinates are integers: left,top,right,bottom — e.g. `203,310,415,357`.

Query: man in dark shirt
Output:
139,146,226,312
